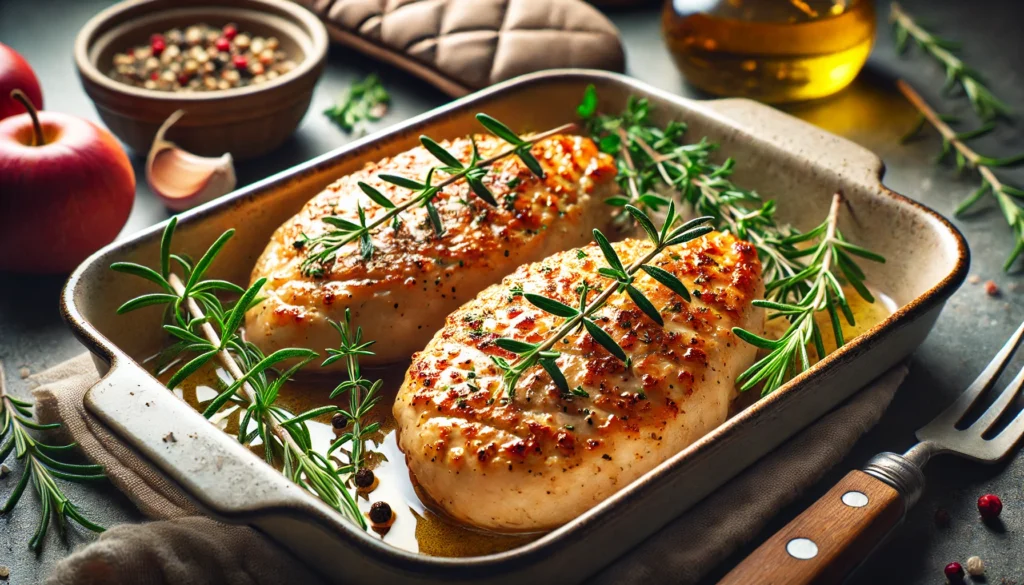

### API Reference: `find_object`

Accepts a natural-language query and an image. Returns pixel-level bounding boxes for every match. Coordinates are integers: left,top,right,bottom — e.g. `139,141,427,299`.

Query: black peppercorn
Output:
331,412,349,429
354,468,375,489
369,501,392,524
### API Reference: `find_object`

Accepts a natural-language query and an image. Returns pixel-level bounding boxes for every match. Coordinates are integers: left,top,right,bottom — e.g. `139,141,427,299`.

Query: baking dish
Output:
60,70,968,583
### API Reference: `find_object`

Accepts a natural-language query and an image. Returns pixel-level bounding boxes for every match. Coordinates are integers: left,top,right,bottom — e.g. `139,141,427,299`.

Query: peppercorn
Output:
977,493,1002,520
354,468,375,489
151,34,166,57
934,508,951,528
331,412,349,429
223,23,238,40
944,562,964,584
965,556,984,577
232,55,248,71
369,501,392,524
215,37,230,52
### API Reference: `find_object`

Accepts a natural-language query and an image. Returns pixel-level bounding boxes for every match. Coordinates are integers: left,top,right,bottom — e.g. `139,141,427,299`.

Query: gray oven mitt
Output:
30,354,907,585
291,0,627,96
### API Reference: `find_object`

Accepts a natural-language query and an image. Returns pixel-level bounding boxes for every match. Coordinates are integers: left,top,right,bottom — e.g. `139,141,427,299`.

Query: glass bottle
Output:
662,0,876,103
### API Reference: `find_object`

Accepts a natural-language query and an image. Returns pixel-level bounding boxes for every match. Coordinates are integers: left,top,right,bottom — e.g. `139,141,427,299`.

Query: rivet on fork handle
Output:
717,463,911,585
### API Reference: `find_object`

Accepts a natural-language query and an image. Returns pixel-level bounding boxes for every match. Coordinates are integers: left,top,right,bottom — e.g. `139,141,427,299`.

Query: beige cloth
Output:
30,353,907,585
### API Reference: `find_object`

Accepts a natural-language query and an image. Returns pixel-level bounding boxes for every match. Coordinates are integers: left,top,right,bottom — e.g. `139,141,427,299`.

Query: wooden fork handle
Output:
718,470,905,585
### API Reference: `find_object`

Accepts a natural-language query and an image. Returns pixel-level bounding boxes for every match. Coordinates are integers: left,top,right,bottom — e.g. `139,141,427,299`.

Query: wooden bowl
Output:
74,0,328,161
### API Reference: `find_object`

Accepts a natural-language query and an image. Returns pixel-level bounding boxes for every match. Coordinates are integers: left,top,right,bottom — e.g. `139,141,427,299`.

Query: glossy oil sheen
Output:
63,71,968,583
662,0,876,103
150,285,891,556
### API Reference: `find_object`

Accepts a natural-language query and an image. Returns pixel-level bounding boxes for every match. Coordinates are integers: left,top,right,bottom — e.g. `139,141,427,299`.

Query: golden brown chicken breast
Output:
394,232,764,531
246,134,617,368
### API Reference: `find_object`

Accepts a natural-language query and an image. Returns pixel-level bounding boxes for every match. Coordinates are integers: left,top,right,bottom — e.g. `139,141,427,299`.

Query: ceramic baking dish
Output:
61,70,968,584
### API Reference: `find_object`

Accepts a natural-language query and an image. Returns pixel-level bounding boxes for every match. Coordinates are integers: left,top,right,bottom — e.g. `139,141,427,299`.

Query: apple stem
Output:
10,89,44,147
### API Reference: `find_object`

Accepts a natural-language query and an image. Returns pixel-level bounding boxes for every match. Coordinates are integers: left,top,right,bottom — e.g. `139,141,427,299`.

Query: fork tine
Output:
989,386,1024,456
972,359,1024,433
931,319,1024,426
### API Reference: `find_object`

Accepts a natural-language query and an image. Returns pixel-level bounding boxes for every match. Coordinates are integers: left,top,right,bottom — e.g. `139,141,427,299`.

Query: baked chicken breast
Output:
394,232,764,531
246,134,617,368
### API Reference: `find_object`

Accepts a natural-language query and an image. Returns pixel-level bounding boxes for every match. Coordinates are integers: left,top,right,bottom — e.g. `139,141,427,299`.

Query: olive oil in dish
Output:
147,283,890,556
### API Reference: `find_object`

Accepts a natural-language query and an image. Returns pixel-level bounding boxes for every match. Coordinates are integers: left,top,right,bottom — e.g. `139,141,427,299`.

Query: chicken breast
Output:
394,232,764,531
246,134,617,368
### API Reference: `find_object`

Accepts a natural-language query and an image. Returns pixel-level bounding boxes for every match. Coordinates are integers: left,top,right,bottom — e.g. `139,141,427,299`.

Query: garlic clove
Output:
146,110,237,211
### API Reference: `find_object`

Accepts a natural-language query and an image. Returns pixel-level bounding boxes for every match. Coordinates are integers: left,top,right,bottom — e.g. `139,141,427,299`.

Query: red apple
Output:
0,43,43,120
0,90,135,273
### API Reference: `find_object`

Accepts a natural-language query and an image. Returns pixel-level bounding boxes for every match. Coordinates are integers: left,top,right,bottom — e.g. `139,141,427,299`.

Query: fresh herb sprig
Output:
324,74,390,133
112,218,371,528
492,203,713,400
298,115,575,277
578,87,885,394
0,361,105,551
898,80,1024,270
732,193,885,395
323,310,382,473
890,3,1011,121
578,87,807,299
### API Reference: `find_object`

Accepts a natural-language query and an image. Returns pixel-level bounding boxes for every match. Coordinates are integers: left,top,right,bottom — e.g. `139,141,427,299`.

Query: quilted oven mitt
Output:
292,0,626,96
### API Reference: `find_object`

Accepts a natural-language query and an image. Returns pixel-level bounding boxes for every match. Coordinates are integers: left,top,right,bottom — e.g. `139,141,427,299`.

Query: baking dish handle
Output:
84,356,333,521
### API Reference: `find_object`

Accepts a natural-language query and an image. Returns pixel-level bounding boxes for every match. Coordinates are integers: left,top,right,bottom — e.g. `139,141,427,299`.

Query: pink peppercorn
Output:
215,37,230,52
222,24,238,40
977,494,1002,520
944,562,964,583
232,55,247,70
150,34,166,56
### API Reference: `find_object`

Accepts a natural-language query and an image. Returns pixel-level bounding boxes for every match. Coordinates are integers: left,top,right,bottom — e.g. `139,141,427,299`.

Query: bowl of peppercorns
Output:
74,0,328,161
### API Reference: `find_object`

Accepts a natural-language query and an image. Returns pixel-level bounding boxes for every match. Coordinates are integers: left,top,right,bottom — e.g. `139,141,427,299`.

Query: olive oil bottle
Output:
662,0,876,103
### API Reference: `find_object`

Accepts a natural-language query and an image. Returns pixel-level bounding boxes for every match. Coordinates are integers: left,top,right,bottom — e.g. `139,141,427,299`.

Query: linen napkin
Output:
28,353,907,585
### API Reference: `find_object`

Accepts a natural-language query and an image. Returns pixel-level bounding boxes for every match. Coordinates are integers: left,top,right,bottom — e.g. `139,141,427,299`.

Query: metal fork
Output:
720,320,1024,585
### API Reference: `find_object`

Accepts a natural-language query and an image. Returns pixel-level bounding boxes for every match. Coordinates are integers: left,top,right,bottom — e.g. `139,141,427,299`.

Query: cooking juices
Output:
662,0,876,103
149,285,891,557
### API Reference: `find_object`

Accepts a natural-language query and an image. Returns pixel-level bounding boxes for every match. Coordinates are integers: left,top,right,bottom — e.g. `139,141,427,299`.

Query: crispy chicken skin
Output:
246,134,617,368
394,232,764,531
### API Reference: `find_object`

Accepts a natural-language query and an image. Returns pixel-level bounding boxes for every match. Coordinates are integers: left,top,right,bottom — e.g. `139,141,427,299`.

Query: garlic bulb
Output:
146,110,236,211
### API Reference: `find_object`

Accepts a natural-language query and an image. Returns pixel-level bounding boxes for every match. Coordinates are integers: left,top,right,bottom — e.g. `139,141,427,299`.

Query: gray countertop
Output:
2,0,1024,583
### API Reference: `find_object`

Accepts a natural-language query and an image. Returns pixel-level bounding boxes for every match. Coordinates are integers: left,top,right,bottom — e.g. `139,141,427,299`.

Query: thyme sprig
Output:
578,87,885,394
0,361,105,551
732,193,885,396
492,203,713,400
898,80,1024,270
112,219,369,528
890,3,1011,120
298,115,575,277
324,73,390,133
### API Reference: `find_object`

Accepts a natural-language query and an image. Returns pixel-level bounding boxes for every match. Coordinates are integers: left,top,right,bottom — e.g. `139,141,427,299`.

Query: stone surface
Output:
1,0,1023,583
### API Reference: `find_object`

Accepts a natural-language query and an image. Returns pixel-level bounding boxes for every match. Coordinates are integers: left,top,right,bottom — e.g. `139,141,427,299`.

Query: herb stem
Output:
301,121,576,275
167,274,364,526
897,79,1024,269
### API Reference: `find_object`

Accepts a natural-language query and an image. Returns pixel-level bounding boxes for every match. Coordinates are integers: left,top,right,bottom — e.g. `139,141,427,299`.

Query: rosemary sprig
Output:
732,193,885,395
323,310,382,473
579,86,806,300
890,3,1011,120
112,219,368,528
324,73,390,133
492,203,713,399
0,361,105,551
578,87,885,393
298,115,575,277
898,80,1024,270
